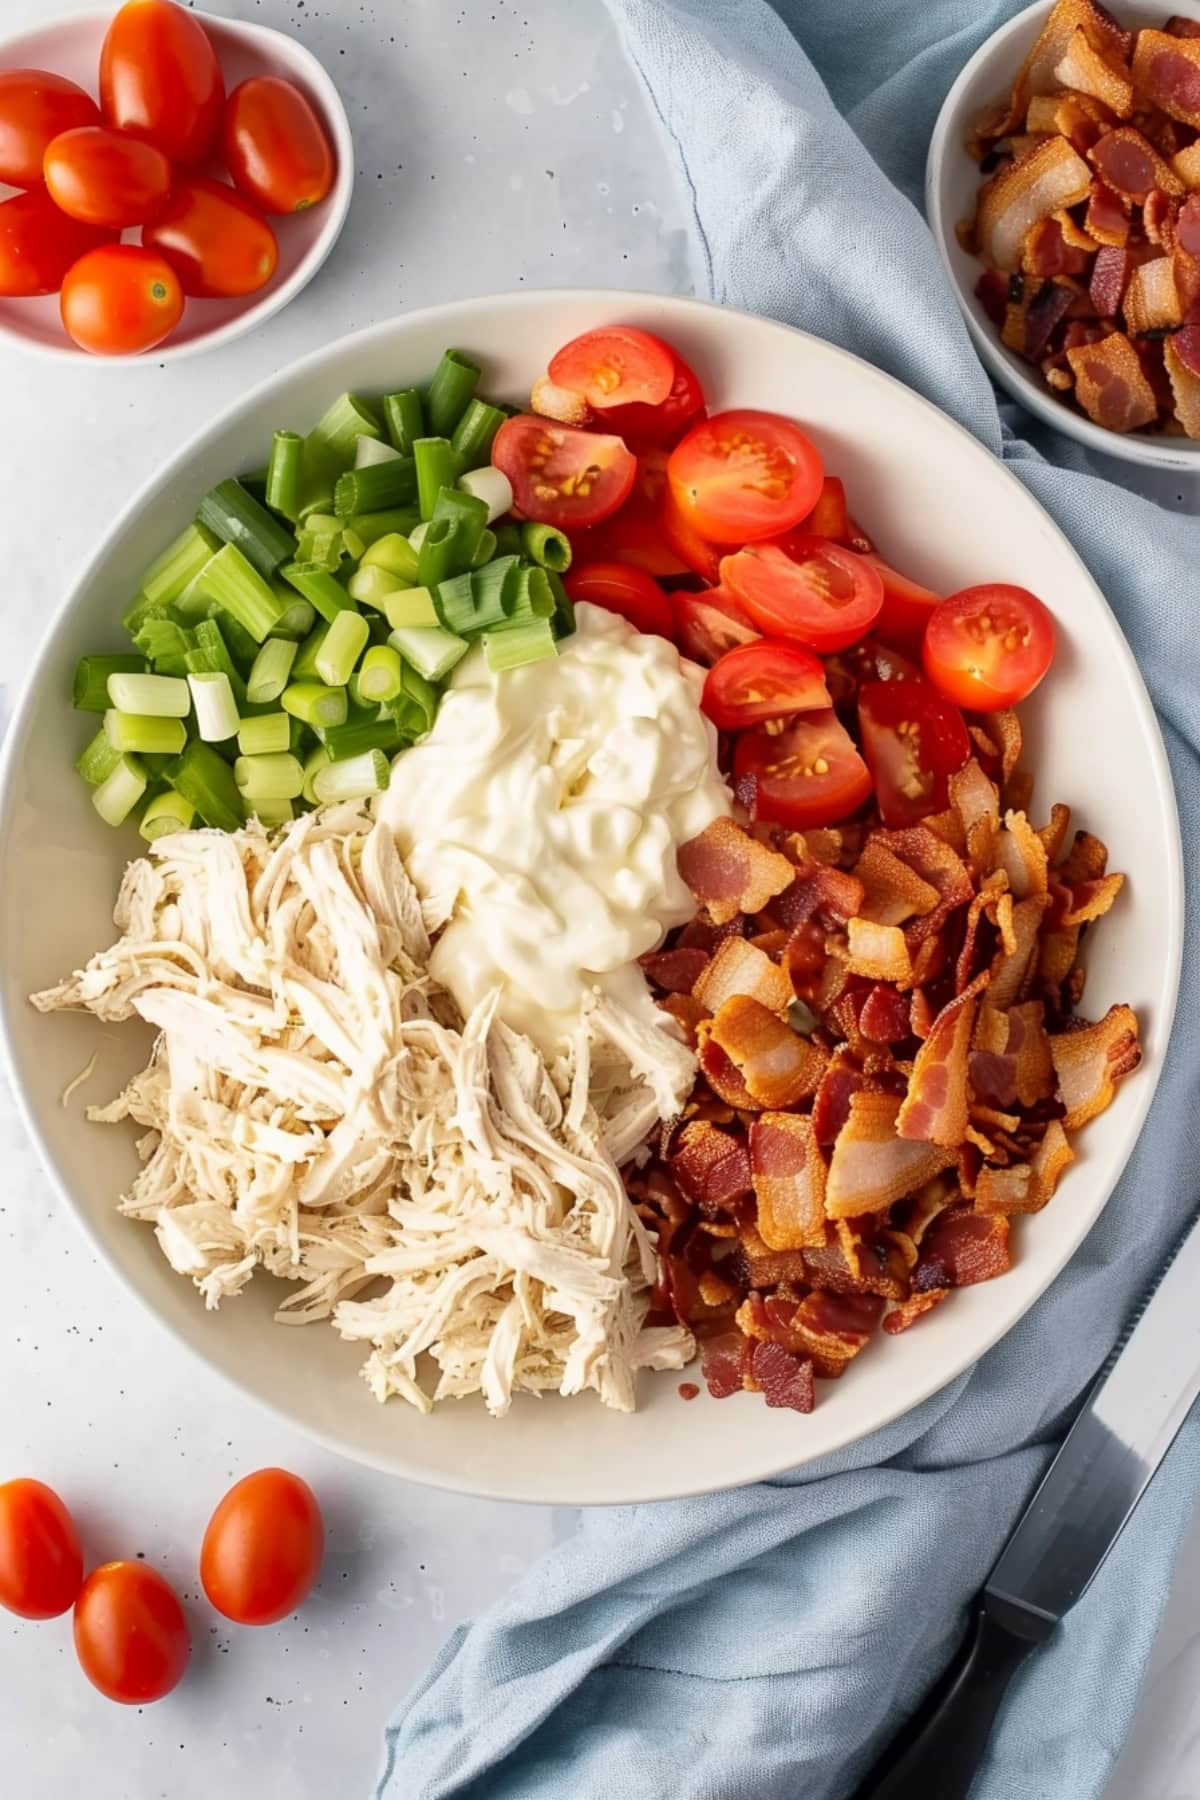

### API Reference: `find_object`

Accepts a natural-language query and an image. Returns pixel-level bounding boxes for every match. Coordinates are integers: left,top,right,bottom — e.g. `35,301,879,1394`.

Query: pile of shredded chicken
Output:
627,707,1140,1413
31,803,696,1415
962,0,1200,436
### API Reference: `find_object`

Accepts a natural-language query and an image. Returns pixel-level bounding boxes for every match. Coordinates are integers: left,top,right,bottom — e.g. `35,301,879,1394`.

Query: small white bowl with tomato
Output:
0,1,352,361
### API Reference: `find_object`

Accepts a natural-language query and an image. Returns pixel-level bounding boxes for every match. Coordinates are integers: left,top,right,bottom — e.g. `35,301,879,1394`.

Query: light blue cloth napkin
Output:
377,5,1200,1796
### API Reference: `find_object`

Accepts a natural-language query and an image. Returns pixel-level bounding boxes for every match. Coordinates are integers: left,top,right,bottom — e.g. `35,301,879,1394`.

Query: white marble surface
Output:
0,2,1195,1797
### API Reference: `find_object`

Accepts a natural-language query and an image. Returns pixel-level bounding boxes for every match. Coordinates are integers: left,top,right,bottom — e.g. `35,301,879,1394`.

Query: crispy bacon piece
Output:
670,1120,753,1211
1066,330,1160,431
989,894,1049,1009
864,827,973,948
1174,141,1200,187
693,935,792,1016
1039,802,1072,861
658,991,709,1047
1050,1003,1141,1127
776,863,865,928
996,809,1050,898
843,918,915,986
987,0,1134,140
826,1091,955,1218
1006,1002,1056,1105
1089,243,1133,314
977,138,1094,269
1124,255,1183,332
740,1289,883,1378
677,818,794,927
750,1113,827,1250
897,981,984,1148
1164,328,1200,435
882,1288,950,1334
1144,187,1179,249
858,983,913,1044
700,1332,750,1399
696,1029,757,1110
1091,125,1186,199
811,1052,866,1149
710,995,827,1108
1058,870,1125,925
915,1204,1012,1291
975,1163,1034,1213
1022,215,1095,277
730,1225,810,1291
1060,827,1109,883
802,1233,911,1301
748,1338,815,1411
1030,1118,1076,1206
1167,16,1200,40
1054,26,1134,117
949,759,1001,874
1004,277,1078,361
640,946,710,994
854,838,941,927
1133,28,1200,130
1086,177,1132,244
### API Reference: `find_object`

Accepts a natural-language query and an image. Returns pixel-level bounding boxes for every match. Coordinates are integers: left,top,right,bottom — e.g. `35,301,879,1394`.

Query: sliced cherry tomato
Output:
0,69,100,188
702,641,830,731
100,0,224,164
720,536,883,653
857,679,971,828
672,588,760,666
564,561,674,639
571,445,688,577
0,1479,83,1619
868,556,942,655
825,635,922,706
734,710,872,829
74,1562,189,1704
143,177,278,298
594,348,706,446
667,409,823,545
660,484,723,583
224,76,334,215
492,414,635,528
801,474,851,544
549,325,675,411
43,126,170,229
61,244,183,356
0,190,113,296
200,1469,324,1627
923,583,1056,710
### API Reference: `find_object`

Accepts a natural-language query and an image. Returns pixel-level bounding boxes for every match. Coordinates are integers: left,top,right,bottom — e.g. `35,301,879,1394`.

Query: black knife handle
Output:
849,1598,1047,1800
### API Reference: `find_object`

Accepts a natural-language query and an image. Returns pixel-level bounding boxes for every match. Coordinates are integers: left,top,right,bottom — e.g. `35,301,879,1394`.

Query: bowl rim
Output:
925,0,1200,472
0,287,1184,1501
0,4,354,366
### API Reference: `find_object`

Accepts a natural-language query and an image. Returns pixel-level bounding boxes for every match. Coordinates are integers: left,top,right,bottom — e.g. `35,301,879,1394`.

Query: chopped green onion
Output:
408,520,432,554
355,435,403,469
246,637,298,705
234,752,304,801
104,710,187,756
521,519,572,572
474,554,522,627
387,624,469,682
186,619,247,703
457,465,513,522
397,660,438,735
139,790,195,841
273,597,316,639
291,621,331,681
347,564,405,609
166,740,245,832
106,671,191,717
508,563,556,621
279,561,356,622
414,437,460,520
452,400,506,473
132,616,192,673
383,586,440,630
73,653,146,712
431,485,487,568
192,542,286,643
360,531,420,584
215,609,261,675
341,527,366,562
322,716,404,761
426,348,481,438
315,610,370,686
470,528,498,568
266,430,304,522
281,681,349,729
122,593,164,637
334,458,418,519
312,748,390,804
483,617,558,672
492,520,522,557
76,726,123,786
548,570,576,640
294,520,345,571
383,388,424,455
139,522,221,610
348,506,420,547
237,711,292,756
198,478,296,579
302,744,333,804
415,516,457,589
356,644,405,704
307,391,383,466
187,672,240,742
240,465,270,503
250,796,295,827
92,754,147,827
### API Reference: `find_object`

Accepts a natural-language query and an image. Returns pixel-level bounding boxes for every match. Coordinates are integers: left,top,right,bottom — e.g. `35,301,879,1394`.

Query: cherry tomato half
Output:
923,584,1056,710
587,345,705,445
0,69,100,188
564,561,674,639
74,1562,189,1704
702,640,830,731
492,414,636,529
867,556,942,656
857,679,971,828
100,0,224,165
667,409,824,545
0,190,112,296
801,474,851,544
549,325,675,411
720,537,883,653
61,244,183,356
0,1478,83,1619
200,1469,324,1627
223,76,334,215
570,445,688,577
660,483,723,583
734,710,872,829
143,177,278,298
672,588,761,666
44,126,170,229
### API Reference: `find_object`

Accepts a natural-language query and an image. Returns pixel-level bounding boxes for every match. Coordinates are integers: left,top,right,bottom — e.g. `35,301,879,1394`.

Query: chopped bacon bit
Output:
976,266,1011,326
975,1163,1034,1213
859,983,913,1044
1090,243,1133,314
977,138,1094,269
802,1233,911,1301
1164,328,1200,434
1132,29,1200,131
1051,1003,1141,1127
843,918,915,986
897,982,984,1147
1054,25,1134,117
989,894,1049,1009
1167,16,1200,41
700,1332,749,1400
1058,871,1125,926
747,1339,816,1411
731,1225,811,1291
1039,802,1072,861
750,1113,828,1250
949,759,1001,872
915,1204,1012,1290
1022,215,1095,278
1060,827,1109,883
710,994,828,1109
1092,124,1186,199
1144,187,1179,249
693,935,793,1016
826,1091,955,1219
670,1119,753,1211
1005,278,1078,361
1030,1118,1076,1207
855,839,940,926
696,1028,757,1109
1006,1001,1057,1106
782,920,828,1006
1038,917,1081,989
1086,176,1133,244
811,1053,866,1148
1055,206,1102,252
882,1288,951,1334
910,988,937,1041
658,991,710,1047
678,1381,700,1401
1174,141,1200,188
640,945,710,994
996,809,1050,898
992,0,1134,142
1066,330,1161,430
776,864,866,929
868,827,974,946
1124,254,1183,331
677,818,794,927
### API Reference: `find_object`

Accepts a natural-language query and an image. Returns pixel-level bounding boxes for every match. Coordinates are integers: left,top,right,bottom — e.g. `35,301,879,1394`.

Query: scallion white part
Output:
188,672,240,743
311,748,390,804
106,672,191,717
457,466,513,524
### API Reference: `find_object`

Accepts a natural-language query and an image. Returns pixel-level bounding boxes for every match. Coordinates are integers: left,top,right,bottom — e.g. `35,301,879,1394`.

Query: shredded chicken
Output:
31,803,695,1416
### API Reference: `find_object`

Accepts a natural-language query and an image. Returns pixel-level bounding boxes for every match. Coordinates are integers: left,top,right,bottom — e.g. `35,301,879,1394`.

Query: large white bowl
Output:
0,290,1182,1504
927,0,1200,472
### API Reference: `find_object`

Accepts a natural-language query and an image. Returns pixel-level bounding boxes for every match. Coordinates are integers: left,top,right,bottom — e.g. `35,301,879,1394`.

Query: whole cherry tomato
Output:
60,244,183,355
74,1562,190,1704
143,177,278,298
200,1469,324,1626
0,69,99,187
223,76,334,215
44,125,170,229
100,0,224,164
0,1478,83,1619
0,190,113,296
564,561,674,639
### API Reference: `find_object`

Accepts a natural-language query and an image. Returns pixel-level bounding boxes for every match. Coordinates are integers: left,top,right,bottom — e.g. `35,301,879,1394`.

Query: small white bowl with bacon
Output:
927,0,1200,469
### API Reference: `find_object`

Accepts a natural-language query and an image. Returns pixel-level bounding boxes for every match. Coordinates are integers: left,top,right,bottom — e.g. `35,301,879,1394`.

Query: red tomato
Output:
571,446,688,577
660,484,723,582
61,244,183,355
857,679,971,828
223,77,334,215
43,126,170,228
800,474,851,545
74,1562,189,1704
0,190,113,296
720,537,883,653
587,347,706,446
564,561,674,639
0,69,99,188
667,409,824,545
143,177,278,297
923,584,1056,710
702,641,830,731
200,1469,324,1627
868,556,942,655
549,325,675,411
672,588,761,665
100,0,223,165
0,1479,83,1619
492,414,636,528
734,710,872,829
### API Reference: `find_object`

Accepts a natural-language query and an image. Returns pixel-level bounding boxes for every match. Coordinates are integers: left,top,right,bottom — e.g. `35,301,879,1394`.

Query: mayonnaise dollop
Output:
378,602,730,1056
